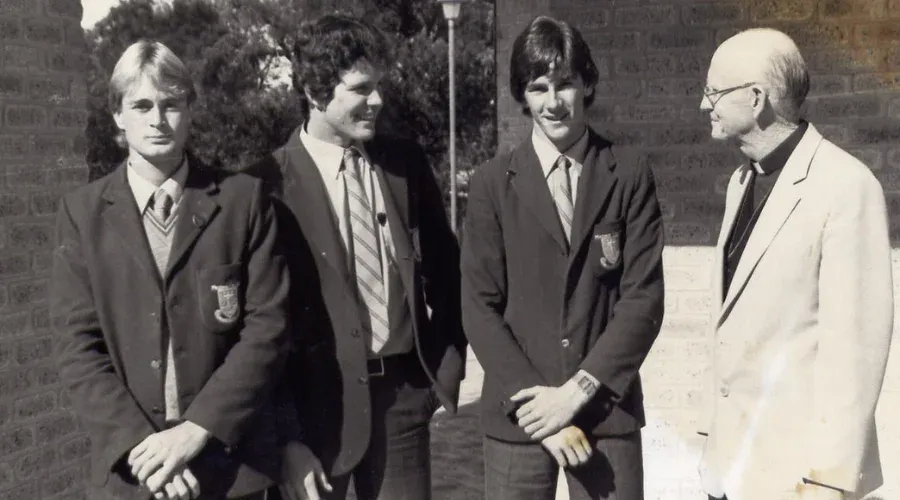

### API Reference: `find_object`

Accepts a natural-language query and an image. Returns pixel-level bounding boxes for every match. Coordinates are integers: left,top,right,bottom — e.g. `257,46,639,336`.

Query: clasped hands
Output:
126,420,211,500
510,380,593,468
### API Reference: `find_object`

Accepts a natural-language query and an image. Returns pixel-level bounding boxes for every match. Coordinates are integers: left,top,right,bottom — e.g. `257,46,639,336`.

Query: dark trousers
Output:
292,356,439,500
483,431,643,500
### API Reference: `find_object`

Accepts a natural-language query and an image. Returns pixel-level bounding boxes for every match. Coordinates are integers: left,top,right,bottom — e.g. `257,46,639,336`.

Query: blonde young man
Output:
698,28,893,500
52,41,292,500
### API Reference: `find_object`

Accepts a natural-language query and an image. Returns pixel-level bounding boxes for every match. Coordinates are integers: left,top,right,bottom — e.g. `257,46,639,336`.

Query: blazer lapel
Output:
166,165,220,282
100,165,162,287
509,142,568,251
568,130,618,259
280,132,352,285
718,126,823,324
714,166,752,310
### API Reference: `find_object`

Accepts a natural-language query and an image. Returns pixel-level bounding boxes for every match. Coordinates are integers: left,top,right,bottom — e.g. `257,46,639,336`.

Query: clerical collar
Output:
752,121,809,175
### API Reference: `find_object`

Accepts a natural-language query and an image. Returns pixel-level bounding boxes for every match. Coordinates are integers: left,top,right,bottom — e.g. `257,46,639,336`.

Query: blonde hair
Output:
108,40,196,113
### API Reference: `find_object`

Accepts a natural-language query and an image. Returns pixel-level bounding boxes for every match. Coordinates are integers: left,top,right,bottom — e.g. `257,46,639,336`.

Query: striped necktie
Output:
343,148,390,353
551,155,574,244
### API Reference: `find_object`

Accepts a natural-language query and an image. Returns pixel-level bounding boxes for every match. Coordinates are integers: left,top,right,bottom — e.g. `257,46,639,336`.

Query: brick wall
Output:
495,1,900,498
0,0,89,498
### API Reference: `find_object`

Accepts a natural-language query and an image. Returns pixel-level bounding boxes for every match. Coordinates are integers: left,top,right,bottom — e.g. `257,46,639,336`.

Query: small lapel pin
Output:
192,215,205,227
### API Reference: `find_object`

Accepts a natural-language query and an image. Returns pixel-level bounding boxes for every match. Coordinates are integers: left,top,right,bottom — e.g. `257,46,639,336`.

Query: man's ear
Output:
585,85,595,100
751,85,768,119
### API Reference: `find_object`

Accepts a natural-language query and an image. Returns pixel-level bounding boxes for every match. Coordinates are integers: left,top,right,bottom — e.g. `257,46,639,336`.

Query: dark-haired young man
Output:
251,14,466,500
461,16,665,499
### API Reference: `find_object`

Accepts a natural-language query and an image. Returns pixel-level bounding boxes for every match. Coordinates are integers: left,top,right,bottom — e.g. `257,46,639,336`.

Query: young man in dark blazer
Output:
52,41,292,499
461,16,665,499
250,14,466,500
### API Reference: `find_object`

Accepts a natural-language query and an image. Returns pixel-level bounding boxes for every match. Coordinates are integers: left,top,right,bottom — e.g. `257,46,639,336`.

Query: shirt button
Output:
560,338,570,348
358,376,368,385
150,360,161,370
720,385,730,397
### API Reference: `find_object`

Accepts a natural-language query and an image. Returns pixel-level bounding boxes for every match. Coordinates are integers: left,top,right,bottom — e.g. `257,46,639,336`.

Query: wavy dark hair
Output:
290,14,391,120
509,16,599,115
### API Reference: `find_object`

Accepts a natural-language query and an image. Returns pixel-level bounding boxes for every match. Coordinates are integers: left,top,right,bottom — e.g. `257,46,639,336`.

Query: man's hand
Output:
796,482,845,500
150,466,201,500
511,380,591,440
127,420,211,492
541,426,593,468
280,441,333,500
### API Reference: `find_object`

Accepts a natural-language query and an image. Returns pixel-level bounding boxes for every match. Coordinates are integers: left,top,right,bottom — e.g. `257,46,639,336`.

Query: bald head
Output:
710,28,809,123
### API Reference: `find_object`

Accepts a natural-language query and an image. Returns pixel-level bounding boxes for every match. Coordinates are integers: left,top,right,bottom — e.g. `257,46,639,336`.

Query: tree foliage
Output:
85,0,496,209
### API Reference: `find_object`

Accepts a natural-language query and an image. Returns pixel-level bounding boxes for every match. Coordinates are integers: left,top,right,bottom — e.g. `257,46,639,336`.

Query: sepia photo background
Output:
0,0,895,498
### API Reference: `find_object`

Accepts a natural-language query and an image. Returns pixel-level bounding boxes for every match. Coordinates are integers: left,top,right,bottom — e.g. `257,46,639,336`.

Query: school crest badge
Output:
596,231,621,270
211,283,240,324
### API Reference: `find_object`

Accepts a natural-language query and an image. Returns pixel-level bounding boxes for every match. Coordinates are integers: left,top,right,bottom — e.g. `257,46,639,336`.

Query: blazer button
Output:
351,329,360,338
720,385,730,397
560,338,570,348
151,406,163,414
358,376,368,385
150,360,161,370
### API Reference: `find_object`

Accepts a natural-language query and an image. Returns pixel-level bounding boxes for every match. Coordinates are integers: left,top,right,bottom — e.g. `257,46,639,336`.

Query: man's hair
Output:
509,16,599,114
291,14,391,120
108,40,195,148
730,28,810,123
108,40,196,114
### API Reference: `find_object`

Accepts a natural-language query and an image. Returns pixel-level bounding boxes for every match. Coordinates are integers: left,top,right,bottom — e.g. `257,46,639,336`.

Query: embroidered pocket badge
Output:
595,232,622,270
211,282,240,324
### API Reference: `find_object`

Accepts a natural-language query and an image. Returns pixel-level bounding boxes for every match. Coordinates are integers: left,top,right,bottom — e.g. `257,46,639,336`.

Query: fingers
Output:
560,443,579,467
181,468,201,498
164,482,178,500
146,460,178,493
303,473,321,500
571,439,591,466
546,445,567,467
529,422,556,441
170,474,191,500
509,387,541,403
128,439,150,467
134,453,165,484
315,469,333,493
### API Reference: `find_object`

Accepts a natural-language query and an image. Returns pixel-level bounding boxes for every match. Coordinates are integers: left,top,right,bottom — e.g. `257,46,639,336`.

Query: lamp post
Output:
438,0,465,235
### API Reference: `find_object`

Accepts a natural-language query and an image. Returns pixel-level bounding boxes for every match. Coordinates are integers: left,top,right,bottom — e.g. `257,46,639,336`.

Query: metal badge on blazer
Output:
596,231,621,269
211,283,240,323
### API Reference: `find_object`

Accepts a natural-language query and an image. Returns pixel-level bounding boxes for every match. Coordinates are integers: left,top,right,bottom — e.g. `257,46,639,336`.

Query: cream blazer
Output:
698,124,894,500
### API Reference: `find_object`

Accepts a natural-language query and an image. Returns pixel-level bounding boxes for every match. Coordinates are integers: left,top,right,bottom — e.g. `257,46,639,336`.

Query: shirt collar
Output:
299,124,370,179
531,127,589,179
127,156,188,214
753,121,809,175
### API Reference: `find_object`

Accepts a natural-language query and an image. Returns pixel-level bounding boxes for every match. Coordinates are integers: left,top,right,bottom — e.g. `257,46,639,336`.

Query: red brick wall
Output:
0,0,89,498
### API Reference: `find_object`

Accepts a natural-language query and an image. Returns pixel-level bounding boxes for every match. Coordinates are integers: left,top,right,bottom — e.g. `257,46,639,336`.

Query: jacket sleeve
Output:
52,195,155,485
804,166,893,492
413,145,468,409
577,162,665,399
461,164,546,414
182,179,292,446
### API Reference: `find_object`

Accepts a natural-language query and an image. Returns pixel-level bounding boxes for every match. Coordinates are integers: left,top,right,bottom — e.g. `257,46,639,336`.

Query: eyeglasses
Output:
702,82,756,107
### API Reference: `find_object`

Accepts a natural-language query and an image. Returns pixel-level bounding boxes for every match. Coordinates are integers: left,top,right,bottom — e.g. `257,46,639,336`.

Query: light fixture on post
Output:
437,0,466,235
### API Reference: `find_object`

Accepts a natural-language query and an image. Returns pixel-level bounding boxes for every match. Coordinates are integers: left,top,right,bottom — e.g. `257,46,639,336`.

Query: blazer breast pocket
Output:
589,220,623,276
196,262,244,333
